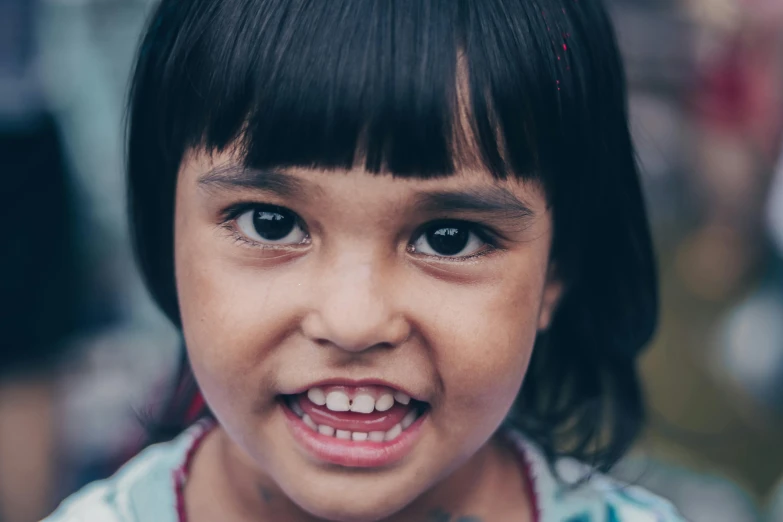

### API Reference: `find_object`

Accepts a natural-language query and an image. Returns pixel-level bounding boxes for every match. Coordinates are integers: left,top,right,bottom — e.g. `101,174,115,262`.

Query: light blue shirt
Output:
44,422,687,522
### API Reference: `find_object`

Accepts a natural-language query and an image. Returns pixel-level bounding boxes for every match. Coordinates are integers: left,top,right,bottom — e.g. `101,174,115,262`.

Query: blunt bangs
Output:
129,0,658,473
135,0,619,182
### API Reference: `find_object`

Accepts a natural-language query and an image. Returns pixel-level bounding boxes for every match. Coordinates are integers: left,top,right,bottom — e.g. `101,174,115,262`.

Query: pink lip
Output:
284,378,423,401
282,401,428,468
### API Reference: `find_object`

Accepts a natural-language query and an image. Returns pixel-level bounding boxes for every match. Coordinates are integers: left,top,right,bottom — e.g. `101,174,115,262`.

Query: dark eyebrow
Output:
415,187,535,221
198,165,306,198
198,165,534,219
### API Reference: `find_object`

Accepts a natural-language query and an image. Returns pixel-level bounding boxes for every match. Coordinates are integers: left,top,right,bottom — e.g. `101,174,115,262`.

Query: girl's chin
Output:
278,480,426,522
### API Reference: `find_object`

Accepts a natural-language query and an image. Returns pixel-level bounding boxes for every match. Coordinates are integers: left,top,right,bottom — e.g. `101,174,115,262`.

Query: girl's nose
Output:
300,257,411,353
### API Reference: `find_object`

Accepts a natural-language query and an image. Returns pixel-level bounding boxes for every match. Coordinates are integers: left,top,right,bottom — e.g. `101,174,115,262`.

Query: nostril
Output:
311,337,402,353
300,307,412,353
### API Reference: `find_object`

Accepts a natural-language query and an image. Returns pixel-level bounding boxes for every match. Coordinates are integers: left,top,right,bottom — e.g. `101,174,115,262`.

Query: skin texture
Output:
176,149,562,521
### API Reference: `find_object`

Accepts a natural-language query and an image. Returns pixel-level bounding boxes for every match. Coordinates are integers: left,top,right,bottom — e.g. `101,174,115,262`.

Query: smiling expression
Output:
175,149,562,520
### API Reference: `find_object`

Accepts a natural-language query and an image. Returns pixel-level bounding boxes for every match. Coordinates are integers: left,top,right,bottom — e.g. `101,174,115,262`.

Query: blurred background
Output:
1,0,782,521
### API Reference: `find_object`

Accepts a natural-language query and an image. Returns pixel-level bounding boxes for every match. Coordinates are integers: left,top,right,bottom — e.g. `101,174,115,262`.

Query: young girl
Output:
45,0,687,520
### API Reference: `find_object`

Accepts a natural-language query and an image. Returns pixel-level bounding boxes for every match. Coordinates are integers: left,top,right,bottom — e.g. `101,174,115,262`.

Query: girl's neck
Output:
184,426,533,522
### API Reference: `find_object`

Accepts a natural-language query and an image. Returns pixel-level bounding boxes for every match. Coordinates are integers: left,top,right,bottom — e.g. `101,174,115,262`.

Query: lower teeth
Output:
288,397,423,442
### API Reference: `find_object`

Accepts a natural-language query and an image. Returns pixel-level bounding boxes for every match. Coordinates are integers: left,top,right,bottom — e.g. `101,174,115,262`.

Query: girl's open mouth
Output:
280,385,430,468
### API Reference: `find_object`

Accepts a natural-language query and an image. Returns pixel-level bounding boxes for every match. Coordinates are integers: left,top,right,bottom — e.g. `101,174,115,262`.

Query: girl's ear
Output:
538,264,564,331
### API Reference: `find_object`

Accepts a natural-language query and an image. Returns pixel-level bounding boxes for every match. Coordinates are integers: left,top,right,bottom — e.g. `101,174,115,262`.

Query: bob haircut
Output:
128,0,657,473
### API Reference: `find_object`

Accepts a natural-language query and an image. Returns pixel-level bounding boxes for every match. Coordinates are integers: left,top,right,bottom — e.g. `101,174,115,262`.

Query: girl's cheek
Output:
181,263,293,372
176,249,262,406
423,277,541,414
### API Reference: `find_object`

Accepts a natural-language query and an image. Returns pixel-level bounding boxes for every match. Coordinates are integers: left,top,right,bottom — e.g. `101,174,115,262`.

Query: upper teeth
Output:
350,394,375,413
375,393,394,412
307,388,327,406
325,390,350,412
306,387,412,413
394,391,411,405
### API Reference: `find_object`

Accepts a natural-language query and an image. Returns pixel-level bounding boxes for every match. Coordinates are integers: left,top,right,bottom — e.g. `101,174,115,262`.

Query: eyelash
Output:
218,202,504,261
219,202,308,249
407,219,502,261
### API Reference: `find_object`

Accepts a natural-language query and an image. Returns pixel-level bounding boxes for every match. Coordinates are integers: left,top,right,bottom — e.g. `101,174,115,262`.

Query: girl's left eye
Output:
410,222,491,258
234,205,308,245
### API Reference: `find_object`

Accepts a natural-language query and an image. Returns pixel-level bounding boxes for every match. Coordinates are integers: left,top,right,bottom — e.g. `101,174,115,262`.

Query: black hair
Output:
128,0,657,473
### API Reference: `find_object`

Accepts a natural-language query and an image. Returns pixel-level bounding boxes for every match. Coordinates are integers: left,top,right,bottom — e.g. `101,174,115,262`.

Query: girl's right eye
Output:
234,205,309,245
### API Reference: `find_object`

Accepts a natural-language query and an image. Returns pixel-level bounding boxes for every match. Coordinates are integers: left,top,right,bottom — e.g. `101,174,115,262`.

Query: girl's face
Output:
175,150,561,520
